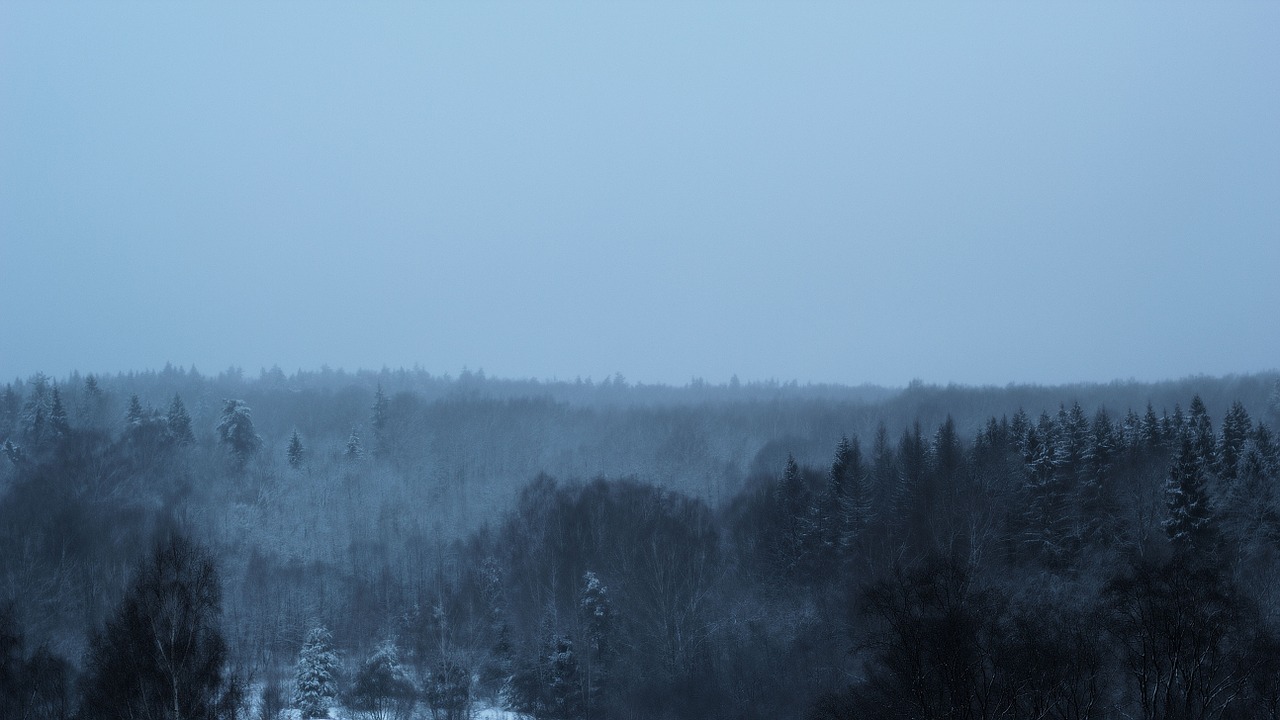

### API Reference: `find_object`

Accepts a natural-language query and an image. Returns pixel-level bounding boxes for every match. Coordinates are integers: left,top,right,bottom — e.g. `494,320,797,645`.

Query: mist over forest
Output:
5,0,1279,718
4,367,1280,719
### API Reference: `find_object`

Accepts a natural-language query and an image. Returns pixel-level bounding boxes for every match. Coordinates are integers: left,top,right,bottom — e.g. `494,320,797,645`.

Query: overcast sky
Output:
2,2,1277,387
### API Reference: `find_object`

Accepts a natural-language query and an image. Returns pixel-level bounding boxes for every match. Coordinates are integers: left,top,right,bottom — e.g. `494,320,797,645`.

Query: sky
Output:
1,2,1278,388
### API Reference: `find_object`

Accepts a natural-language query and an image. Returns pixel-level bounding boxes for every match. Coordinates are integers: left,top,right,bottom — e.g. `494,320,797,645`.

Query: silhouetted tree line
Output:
2,369,1280,718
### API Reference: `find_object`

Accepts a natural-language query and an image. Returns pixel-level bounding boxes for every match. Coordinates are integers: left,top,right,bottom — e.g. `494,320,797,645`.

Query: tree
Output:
294,625,339,719
287,430,305,470
345,427,364,461
216,399,261,465
1188,395,1216,471
424,659,470,720
46,388,69,443
1165,435,1214,554
345,641,416,720
579,571,613,718
167,394,195,446
1105,556,1267,720
78,535,236,720
1217,401,1252,483
509,636,583,720
771,453,813,579
371,384,389,454
0,605,72,720
125,394,146,429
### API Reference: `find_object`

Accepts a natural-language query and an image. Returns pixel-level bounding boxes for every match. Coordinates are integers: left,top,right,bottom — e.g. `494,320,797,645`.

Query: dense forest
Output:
3,367,1280,719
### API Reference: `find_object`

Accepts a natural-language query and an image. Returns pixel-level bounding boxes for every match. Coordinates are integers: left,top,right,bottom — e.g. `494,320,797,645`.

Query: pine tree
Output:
1080,408,1117,543
47,387,70,442
772,453,812,578
2,440,23,467
1165,436,1214,554
579,571,613,718
345,640,415,720
1188,395,1216,471
294,625,339,719
1141,403,1163,452
287,430,305,470
1056,402,1090,487
125,394,146,429
1120,409,1140,452
371,384,389,454
167,394,195,446
545,636,583,720
827,435,871,555
1009,408,1030,451
216,399,262,465
1216,401,1252,483
345,427,364,461
1226,423,1279,546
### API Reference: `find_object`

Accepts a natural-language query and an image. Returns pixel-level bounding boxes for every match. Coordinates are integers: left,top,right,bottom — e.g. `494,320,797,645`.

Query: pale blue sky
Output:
2,2,1277,386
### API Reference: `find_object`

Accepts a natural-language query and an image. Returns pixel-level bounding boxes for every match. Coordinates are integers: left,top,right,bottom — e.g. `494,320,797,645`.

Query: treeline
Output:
2,369,1280,718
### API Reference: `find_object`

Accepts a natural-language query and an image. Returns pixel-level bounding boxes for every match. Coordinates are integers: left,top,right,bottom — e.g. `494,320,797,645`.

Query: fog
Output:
3,2,1278,386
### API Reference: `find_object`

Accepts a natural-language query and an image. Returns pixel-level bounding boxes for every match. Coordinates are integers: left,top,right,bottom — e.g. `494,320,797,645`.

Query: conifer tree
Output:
1141,403,1163,452
47,387,70,442
167,394,195,446
345,427,364,461
345,640,415,720
216,399,262,465
1217,401,1252,483
294,626,339,719
125,394,145,429
1165,435,1214,554
371,384,389,454
827,435,870,555
773,454,812,578
579,571,613,718
1188,395,1216,471
287,430,305,470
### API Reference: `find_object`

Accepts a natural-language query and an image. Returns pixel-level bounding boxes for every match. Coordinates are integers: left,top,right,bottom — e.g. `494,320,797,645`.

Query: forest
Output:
2,366,1280,719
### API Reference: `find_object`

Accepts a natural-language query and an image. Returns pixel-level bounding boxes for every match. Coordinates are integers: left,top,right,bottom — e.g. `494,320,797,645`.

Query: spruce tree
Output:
216,399,262,465
47,387,70,442
1188,396,1215,469
579,571,613,718
345,427,363,461
167,394,195,446
287,430,305,470
1217,401,1252,483
125,394,145,429
371,384,389,454
1165,435,1214,554
294,626,339,719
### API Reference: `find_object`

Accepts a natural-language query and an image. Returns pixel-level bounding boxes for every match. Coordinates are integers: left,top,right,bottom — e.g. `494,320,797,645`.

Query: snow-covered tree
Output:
424,659,470,720
294,625,339,719
287,430,305,470
2,439,24,467
1165,436,1215,554
47,387,70,442
167,394,195,446
826,435,871,555
345,427,364,461
1188,395,1216,471
772,453,813,578
125,394,146,429
1217,401,1252,483
345,640,416,720
371,384,389,454
216,399,261,465
579,571,613,716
